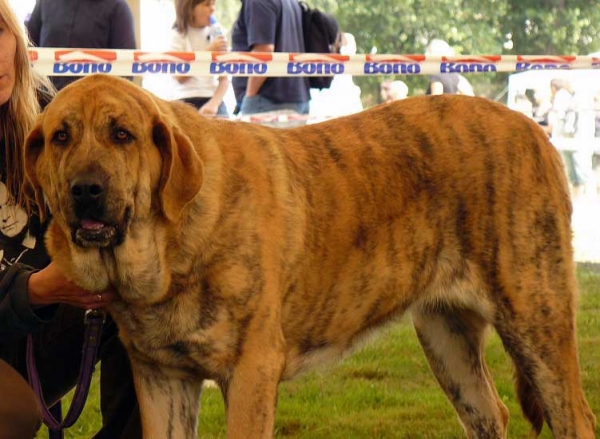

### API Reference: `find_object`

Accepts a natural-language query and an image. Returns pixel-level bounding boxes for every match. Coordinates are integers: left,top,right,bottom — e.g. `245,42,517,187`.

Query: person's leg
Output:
217,102,229,117
0,358,41,439
560,150,577,185
572,149,596,196
559,150,580,197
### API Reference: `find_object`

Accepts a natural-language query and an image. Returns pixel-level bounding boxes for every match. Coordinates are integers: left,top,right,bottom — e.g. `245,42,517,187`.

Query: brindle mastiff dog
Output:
24,75,595,439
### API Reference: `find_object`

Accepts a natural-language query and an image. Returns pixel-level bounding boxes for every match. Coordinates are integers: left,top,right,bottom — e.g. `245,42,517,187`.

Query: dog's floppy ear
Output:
153,118,204,223
23,120,47,223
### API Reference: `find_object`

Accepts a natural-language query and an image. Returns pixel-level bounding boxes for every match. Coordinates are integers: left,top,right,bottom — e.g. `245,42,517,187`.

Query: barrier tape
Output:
28,48,600,77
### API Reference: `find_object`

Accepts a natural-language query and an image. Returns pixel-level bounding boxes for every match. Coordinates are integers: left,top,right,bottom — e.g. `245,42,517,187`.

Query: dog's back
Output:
167,95,594,436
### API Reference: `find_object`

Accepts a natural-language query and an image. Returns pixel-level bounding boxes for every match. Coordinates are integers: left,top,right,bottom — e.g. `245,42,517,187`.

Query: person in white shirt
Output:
309,33,363,120
170,0,229,117
549,78,596,199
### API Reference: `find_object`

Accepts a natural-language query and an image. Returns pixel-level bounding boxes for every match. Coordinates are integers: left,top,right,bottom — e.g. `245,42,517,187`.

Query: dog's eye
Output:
112,129,133,144
52,130,69,144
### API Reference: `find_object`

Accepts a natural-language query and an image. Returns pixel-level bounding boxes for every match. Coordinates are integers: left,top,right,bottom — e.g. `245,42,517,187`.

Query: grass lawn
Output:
37,267,600,438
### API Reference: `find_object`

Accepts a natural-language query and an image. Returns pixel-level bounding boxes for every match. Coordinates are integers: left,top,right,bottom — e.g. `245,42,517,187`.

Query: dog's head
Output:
24,74,204,249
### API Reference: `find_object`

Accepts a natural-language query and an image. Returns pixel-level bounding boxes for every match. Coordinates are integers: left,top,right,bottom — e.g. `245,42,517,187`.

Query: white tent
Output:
507,68,600,152
507,68,600,111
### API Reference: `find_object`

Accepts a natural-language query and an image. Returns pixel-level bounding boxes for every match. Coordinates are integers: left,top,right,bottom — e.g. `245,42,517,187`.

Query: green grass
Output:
38,267,600,438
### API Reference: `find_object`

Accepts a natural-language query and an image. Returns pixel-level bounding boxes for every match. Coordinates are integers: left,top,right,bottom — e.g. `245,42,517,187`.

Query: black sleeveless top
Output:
0,139,50,273
426,73,460,95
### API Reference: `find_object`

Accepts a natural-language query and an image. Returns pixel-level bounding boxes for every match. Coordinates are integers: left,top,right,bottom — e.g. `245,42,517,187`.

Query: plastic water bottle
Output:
209,15,224,42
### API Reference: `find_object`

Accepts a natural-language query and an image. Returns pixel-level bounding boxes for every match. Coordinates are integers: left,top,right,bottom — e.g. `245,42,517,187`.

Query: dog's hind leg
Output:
493,277,596,439
131,361,203,439
411,306,509,439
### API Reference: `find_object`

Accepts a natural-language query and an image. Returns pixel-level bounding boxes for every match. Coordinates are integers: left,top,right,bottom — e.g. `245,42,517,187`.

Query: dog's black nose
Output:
71,179,106,218
71,181,103,202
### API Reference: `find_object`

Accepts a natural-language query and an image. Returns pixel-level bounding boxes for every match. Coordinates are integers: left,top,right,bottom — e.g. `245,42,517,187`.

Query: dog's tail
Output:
514,367,545,435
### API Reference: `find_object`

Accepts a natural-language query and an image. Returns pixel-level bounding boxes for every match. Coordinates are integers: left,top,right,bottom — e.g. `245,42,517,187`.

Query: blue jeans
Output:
240,95,310,115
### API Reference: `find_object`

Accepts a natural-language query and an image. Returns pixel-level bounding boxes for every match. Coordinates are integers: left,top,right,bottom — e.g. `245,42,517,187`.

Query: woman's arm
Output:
0,264,55,343
199,76,230,116
0,262,117,343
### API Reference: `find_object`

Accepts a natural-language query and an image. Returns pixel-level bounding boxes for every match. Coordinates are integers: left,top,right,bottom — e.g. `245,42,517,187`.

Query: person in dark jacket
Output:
25,0,136,91
231,0,310,115
0,2,140,438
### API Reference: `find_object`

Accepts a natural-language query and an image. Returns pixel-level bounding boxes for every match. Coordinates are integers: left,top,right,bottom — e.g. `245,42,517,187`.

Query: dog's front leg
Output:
224,347,285,438
131,360,203,439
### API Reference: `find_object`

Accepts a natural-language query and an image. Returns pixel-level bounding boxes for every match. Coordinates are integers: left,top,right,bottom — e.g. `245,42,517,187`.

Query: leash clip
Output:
84,308,106,325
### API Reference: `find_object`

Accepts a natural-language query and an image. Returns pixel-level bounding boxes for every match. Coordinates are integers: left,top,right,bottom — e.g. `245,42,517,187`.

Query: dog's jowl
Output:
24,75,596,439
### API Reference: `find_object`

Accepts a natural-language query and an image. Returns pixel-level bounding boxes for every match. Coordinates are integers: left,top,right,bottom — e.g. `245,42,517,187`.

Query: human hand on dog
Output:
27,262,116,309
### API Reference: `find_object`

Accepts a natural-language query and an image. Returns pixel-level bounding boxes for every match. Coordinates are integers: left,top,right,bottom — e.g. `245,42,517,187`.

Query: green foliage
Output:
504,1,600,55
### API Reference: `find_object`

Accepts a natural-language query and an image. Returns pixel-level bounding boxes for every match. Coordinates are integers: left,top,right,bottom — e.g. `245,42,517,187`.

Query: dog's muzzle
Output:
70,178,129,248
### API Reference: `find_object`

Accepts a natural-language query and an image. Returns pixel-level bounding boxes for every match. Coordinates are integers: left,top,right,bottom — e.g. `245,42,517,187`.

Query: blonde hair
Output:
173,0,207,34
0,0,54,208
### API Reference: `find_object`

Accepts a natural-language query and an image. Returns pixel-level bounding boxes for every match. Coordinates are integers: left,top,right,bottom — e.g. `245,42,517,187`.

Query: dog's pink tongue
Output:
81,219,104,230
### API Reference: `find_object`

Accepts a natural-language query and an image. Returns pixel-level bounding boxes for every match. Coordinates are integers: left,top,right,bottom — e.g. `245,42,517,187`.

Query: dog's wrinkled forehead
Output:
42,75,157,137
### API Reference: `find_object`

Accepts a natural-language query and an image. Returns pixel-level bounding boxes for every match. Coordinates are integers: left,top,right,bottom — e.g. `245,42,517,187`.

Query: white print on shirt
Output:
0,182,36,270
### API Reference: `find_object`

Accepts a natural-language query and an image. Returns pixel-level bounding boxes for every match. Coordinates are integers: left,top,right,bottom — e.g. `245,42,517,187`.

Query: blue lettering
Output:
440,62,497,73
131,62,191,74
363,62,421,75
209,63,268,75
515,62,571,71
287,63,303,75
287,63,345,75
53,63,112,74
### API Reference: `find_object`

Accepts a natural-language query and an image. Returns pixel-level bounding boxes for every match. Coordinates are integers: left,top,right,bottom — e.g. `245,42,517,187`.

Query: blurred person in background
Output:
169,0,229,117
532,86,553,135
231,0,310,115
425,38,474,96
1,1,140,437
25,0,136,91
548,78,596,200
309,32,363,120
512,91,533,118
381,79,408,103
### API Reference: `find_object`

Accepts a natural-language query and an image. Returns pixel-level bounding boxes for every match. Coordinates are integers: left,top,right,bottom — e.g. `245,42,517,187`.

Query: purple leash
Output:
26,309,105,439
